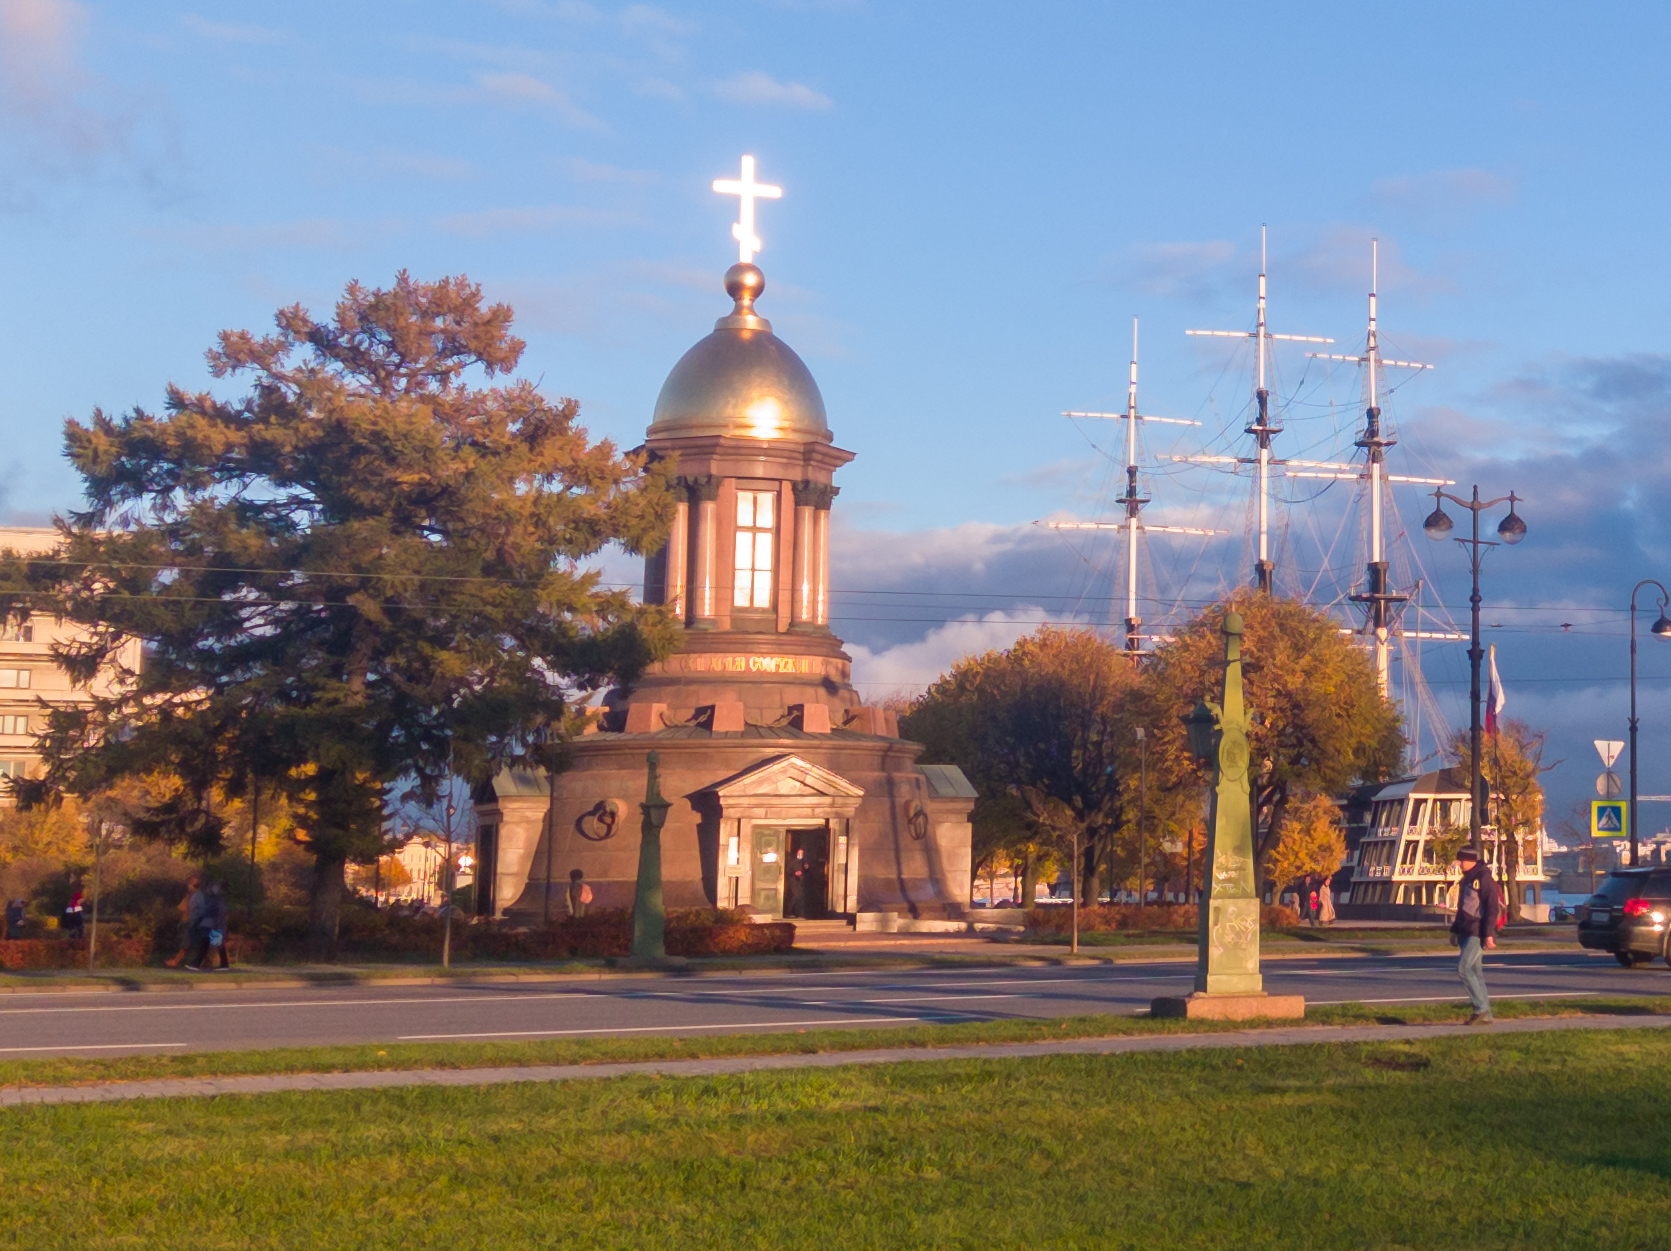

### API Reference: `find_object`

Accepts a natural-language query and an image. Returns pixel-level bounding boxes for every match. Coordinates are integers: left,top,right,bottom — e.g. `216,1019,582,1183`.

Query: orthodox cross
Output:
712,155,783,264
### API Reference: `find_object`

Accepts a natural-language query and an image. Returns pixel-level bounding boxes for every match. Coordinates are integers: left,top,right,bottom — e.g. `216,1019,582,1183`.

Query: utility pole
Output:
1185,227,1332,593
1048,319,1216,654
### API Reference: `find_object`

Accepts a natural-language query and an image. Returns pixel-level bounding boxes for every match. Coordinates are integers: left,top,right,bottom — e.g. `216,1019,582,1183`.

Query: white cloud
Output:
434,203,635,237
474,71,609,131
1370,168,1515,227
847,609,1060,695
0,0,174,186
564,156,658,185
1116,239,1237,299
713,70,832,111
178,13,288,44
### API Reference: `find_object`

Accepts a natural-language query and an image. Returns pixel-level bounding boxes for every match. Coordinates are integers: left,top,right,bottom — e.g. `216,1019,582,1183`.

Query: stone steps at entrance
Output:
788,918,857,934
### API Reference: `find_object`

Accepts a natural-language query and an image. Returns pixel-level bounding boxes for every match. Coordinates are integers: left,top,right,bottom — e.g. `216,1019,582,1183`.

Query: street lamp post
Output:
1628,580,1671,867
1135,726,1148,910
1423,486,1526,857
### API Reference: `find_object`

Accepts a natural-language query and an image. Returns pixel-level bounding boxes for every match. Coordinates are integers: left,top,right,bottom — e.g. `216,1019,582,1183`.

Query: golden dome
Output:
648,264,831,443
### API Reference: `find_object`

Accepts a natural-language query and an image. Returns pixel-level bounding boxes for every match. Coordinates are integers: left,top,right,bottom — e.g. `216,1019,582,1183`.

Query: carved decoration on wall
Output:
907,803,930,842
576,798,623,842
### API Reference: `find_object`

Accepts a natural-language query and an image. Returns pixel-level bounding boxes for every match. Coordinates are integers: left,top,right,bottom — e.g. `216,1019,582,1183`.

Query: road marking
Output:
0,1042,187,1053
0,992,587,1016
1306,991,1601,1006
397,1015,951,1040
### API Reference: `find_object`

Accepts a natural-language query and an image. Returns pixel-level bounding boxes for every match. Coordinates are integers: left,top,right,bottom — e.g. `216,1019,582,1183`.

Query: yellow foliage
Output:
1264,793,1346,885
0,798,89,864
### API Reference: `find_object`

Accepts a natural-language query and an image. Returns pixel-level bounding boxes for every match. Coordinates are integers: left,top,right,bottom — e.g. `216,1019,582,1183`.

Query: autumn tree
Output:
0,274,676,956
901,626,1139,905
1448,719,1552,922
1139,593,1403,895
1262,792,1348,887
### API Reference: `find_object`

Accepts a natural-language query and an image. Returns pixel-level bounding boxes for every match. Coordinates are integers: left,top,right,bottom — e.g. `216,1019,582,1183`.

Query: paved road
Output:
0,950,1661,1059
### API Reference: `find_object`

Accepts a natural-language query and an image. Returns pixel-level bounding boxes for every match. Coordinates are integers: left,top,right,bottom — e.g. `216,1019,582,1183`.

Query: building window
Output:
733,489,776,609
0,716,27,735
0,760,25,778
0,624,31,643
0,670,30,689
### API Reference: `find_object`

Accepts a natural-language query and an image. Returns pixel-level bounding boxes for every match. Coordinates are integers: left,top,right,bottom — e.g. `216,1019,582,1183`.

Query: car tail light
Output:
1623,898,1653,917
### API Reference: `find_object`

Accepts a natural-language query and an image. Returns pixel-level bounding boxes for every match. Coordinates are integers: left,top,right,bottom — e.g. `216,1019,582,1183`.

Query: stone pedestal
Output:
1150,992,1306,1021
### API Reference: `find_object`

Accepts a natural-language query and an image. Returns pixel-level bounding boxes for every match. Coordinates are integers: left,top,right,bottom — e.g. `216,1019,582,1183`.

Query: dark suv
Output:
1577,869,1671,966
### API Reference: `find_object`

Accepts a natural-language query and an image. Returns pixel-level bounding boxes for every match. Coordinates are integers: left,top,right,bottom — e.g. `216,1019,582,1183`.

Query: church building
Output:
473,159,975,928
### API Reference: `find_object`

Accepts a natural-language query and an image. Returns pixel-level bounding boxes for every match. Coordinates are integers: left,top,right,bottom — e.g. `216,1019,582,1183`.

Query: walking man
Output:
1451,847,1500,1024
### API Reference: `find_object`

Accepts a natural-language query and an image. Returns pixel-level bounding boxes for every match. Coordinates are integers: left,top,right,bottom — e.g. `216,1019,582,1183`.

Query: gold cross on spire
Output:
712,154,783,264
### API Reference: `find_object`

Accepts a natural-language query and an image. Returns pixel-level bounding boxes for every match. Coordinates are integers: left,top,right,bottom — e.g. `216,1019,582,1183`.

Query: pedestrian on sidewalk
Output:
179,879,210,970
163,876,201,968
193,881,231,971
62,884,85,939
1451,847,1501,1024
1318,878,1335,927
566,869,591,919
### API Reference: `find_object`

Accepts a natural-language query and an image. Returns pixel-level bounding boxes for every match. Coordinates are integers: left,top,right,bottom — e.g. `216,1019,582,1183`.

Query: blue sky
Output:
3,0,1671,832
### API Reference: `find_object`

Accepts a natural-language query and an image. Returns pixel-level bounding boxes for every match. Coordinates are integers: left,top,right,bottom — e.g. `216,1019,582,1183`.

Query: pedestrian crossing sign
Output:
1592,800,1627,838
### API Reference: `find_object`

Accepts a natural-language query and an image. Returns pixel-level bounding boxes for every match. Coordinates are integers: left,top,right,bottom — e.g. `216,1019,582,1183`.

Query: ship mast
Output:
1290,240,1459,698
1185,228,1332,593
1047,318,1215,654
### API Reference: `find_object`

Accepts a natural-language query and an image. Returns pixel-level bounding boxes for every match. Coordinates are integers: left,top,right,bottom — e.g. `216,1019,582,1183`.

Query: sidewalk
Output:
5,1011,1663,1109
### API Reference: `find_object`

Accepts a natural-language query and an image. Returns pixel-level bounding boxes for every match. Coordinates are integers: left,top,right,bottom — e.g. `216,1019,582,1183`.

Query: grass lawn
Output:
5,1022,1671,1248
4,995,1669,1089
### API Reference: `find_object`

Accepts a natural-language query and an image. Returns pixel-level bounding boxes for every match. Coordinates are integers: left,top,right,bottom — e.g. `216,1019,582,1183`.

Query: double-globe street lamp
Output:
1423,486,1527,857
1628,580,1671,867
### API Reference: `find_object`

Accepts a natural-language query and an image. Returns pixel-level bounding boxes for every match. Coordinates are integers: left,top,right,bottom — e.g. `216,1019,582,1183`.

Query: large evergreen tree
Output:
0,274,676,954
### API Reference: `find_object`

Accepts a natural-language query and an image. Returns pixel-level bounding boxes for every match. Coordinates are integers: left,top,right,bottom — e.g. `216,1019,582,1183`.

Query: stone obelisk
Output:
1153,611,1304,1020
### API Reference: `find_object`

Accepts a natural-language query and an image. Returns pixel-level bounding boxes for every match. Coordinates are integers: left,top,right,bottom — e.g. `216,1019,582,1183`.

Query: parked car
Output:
1577,869,1671,966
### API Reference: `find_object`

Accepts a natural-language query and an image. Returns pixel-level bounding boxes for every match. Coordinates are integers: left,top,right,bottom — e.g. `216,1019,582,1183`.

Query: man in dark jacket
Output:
1450,847,1501,1024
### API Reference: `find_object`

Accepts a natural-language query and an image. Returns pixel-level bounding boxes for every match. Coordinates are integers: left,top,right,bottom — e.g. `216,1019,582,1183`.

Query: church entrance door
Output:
786,827,830,919
752,828,783,916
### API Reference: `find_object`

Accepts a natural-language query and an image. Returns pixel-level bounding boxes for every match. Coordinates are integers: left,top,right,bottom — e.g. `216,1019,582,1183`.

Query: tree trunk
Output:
1019,848,1039,912
308,853,348,962
1254,783,1289,903
1081,832,1102,909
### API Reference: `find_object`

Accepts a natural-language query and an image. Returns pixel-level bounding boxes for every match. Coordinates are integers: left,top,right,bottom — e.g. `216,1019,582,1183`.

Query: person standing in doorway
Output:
787,847,808,918
565,869,591,919
1451,847,1500,1025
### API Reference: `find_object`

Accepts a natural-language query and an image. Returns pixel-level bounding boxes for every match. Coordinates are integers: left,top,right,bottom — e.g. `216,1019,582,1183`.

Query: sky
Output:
2,0,1671,834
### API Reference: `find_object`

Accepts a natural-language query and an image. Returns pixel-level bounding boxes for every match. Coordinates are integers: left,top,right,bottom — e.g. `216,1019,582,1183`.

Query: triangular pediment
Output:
702,754,865,801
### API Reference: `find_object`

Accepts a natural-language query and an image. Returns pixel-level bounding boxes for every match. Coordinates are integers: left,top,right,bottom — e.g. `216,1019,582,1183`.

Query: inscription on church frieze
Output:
681,654,827,676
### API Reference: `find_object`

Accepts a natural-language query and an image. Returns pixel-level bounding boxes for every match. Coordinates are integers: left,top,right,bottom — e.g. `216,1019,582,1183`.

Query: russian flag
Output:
1485,643,1506,735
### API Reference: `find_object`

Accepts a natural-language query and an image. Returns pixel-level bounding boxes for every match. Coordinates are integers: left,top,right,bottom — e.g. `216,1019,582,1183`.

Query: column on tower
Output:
812,483,838,627
790,482,818,627
686,474,721,629
660,479,692,619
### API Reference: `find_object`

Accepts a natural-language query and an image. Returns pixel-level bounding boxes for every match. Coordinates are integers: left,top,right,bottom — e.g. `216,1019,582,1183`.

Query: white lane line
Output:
800,994,1026,1006
1306,991,1601,1006
0,1042,188,1053
0,992,586,1017
397,1015,948,1041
